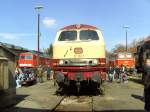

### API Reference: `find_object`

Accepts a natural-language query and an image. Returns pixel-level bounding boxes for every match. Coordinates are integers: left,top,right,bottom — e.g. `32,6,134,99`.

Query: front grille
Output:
59,59,99,66
70,60,87,66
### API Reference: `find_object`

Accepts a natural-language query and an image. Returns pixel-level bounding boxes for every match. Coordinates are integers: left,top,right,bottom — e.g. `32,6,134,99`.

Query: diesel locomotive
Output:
51,24,106,92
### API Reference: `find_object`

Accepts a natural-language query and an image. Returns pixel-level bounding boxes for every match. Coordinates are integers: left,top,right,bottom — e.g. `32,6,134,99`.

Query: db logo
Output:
74,47,83,54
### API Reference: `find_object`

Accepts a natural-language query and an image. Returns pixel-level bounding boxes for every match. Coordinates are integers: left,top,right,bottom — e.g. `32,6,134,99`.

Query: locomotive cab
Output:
52,24,106,92
18,53,35,68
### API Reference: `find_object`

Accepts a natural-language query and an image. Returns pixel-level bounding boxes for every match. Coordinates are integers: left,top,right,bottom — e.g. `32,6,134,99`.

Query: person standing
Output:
120,65,127,83
47,65,51,80
107,66,115,82
37,65,43,83
15,67,22,88
114,65,120,81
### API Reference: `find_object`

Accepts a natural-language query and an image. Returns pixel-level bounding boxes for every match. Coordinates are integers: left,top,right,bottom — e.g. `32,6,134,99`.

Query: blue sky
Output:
0,0,150,51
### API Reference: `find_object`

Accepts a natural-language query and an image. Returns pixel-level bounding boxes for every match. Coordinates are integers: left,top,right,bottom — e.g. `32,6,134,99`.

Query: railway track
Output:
51,83,105,112
52,95,95,112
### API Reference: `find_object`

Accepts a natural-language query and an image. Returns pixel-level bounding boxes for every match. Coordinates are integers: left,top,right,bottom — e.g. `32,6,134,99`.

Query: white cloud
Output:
0,33,36,40
0,33,16,39
42,17,56,28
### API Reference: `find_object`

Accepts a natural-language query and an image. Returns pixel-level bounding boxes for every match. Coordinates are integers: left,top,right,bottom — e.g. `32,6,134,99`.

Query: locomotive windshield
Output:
58,31,77,41
20,55,25,59
80,30,99,40
25,55,32,60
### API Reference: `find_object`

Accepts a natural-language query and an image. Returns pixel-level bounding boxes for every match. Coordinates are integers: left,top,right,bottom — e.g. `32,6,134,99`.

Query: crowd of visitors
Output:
15,65,52,88
15,64,133,88
107,65,129,83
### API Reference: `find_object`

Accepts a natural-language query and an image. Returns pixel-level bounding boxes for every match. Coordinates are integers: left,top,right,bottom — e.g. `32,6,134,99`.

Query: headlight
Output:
59,60,64,65
93,59,98,64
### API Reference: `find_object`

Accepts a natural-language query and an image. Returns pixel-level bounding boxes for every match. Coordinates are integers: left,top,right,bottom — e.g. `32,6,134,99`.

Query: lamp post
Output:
123,26,129,52
35,5,44,65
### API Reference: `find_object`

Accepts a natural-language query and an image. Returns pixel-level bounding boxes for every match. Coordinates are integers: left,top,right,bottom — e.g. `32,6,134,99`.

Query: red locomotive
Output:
18,52,51,68
115,52,135,68
107,53,135,68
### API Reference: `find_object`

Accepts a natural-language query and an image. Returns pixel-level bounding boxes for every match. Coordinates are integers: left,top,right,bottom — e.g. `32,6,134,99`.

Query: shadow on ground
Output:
128,78,143,84
15,94,29,103
2,107,49,112
1,94,29,112
95,110,146,112
131,94,144,102
2,107,146,112
55,85,104,96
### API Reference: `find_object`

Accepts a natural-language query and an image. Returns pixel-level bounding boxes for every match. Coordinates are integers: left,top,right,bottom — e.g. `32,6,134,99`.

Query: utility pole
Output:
123,26,129,52
35,5,44,66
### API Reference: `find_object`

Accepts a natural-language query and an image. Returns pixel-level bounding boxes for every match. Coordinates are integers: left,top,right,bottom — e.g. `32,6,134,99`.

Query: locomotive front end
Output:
52,24,106,92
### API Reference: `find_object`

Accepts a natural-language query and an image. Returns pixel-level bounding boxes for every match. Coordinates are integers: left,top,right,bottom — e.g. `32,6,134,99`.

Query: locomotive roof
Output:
60,24,98,30
21,51,50,58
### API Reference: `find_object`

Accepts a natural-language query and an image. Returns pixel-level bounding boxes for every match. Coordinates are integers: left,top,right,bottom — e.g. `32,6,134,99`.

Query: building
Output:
0,42,29,66
0,45,17,108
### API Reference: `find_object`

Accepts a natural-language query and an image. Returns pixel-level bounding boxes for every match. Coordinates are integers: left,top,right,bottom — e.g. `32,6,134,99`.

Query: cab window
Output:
20,55,25,59
25,55,32,60
58,31,77,41
80,30,99,40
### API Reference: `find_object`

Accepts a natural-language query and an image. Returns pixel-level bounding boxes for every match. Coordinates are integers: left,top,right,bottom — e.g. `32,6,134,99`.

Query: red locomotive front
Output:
18,52,50,68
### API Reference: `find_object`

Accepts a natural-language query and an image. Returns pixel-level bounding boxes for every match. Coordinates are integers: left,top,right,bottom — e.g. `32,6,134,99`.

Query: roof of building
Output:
0,42,29,55
0,42,28,50
0,45,17,56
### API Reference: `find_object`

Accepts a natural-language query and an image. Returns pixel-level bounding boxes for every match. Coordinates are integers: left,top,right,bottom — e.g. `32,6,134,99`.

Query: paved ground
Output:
2,80,63,112
93,81,145,112
2,77,145,112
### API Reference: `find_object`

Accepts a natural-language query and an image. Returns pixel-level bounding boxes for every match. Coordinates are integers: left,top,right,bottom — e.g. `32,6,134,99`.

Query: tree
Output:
112,44,126,53
43,44,53,58
111,37,146,54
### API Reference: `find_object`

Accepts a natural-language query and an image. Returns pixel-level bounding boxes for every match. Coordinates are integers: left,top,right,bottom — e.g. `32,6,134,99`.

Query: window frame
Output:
79,30,99,41
20,55,25,60
58,30,77,41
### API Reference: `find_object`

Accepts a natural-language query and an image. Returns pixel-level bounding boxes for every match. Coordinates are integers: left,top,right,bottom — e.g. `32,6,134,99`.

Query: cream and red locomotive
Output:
51,24,106,92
